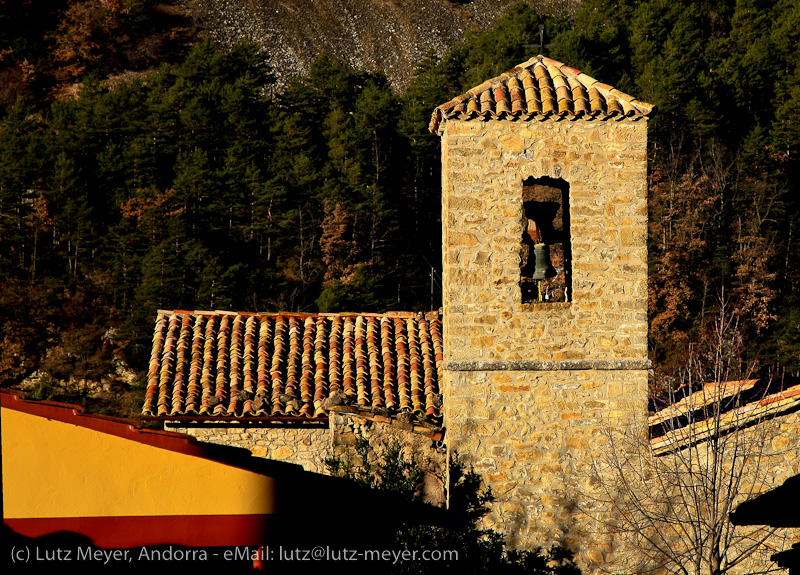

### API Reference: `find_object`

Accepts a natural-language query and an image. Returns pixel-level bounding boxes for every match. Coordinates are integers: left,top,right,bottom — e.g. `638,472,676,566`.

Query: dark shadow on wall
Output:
2,459,451,575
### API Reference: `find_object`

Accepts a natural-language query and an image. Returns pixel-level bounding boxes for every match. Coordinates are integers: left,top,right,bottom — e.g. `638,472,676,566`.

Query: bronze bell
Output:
531,242,552,280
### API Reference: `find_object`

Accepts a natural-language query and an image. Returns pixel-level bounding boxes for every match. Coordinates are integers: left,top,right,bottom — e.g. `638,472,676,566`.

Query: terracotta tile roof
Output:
648,379,760,427
142,310,443,421
649,380,800,455
429,55,653,134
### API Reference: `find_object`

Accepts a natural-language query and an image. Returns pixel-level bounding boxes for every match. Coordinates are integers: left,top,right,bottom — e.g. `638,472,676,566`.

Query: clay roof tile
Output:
479,89,494,114
142,310,443,422
429,55,652,133
649,380,800,454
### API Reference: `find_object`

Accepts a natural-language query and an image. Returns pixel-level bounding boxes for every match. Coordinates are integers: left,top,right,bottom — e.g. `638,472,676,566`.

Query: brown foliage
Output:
120,187,184,238
648,157,719,370
50,1,103,83
728,178,779,332
648,140,782,376
319,200,364,284
0,274,118,389
1,0,196,104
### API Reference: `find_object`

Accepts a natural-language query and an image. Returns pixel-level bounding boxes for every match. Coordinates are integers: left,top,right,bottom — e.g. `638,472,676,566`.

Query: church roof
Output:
429,55,653,134
142,310,443,421
649,379,800,455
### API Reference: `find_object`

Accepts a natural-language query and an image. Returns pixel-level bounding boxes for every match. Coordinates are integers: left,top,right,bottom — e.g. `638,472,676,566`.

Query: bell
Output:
531,243,552,280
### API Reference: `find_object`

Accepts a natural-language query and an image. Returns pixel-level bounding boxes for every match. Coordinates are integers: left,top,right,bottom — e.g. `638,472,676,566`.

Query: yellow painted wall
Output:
2,407,276,519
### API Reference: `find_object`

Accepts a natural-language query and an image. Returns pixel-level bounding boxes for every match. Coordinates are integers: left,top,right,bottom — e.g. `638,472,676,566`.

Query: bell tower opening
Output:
520,177,571,304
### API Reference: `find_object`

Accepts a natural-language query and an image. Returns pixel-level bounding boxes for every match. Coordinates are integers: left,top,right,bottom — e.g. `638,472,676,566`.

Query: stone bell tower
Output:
429,55,652,563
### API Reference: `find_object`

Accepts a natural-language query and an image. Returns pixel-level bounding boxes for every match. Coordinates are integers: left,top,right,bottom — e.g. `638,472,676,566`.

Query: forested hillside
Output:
1,0,799,414
186,0,580,90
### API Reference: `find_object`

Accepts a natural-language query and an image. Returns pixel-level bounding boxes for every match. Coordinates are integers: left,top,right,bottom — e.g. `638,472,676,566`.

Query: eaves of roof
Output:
649,381,800,455
142,310,443,423
429,55,653,134
0,388,295,475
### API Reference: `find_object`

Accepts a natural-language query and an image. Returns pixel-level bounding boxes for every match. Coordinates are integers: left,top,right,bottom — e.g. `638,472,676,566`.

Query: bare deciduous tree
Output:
589,296,792,575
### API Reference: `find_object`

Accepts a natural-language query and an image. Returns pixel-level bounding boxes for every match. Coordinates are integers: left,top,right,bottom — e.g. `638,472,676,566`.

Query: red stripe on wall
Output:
5,514,271,548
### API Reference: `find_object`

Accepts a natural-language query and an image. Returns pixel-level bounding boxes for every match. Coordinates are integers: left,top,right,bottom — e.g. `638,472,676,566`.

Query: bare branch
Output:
585,295,795,575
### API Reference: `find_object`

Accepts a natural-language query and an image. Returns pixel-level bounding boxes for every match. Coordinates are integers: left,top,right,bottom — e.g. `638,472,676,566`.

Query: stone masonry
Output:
644,409,800,575
172,411,447,501
172,425,331,473
328,410,447,506
439,116,650,566
165,108,800,572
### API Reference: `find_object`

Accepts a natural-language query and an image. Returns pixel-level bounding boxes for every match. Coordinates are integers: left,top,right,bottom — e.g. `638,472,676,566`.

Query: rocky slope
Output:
180,0,577,90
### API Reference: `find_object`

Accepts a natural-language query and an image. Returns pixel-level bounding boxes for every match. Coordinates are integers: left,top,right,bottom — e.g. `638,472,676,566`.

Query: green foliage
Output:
552,0,637,92
4,0,800,408
0,38,438,399
325,435,425,497
29,372,57,401
326,436,581,574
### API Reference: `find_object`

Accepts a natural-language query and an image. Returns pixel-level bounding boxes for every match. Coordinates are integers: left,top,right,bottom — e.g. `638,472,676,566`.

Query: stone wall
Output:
445,368,647,566
172,425,331,473
171,413,447,500
609,408,800,575
752,411,800,573
439,116,650,568
164,111,800,572
440,117,649,365
329,411,447,506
